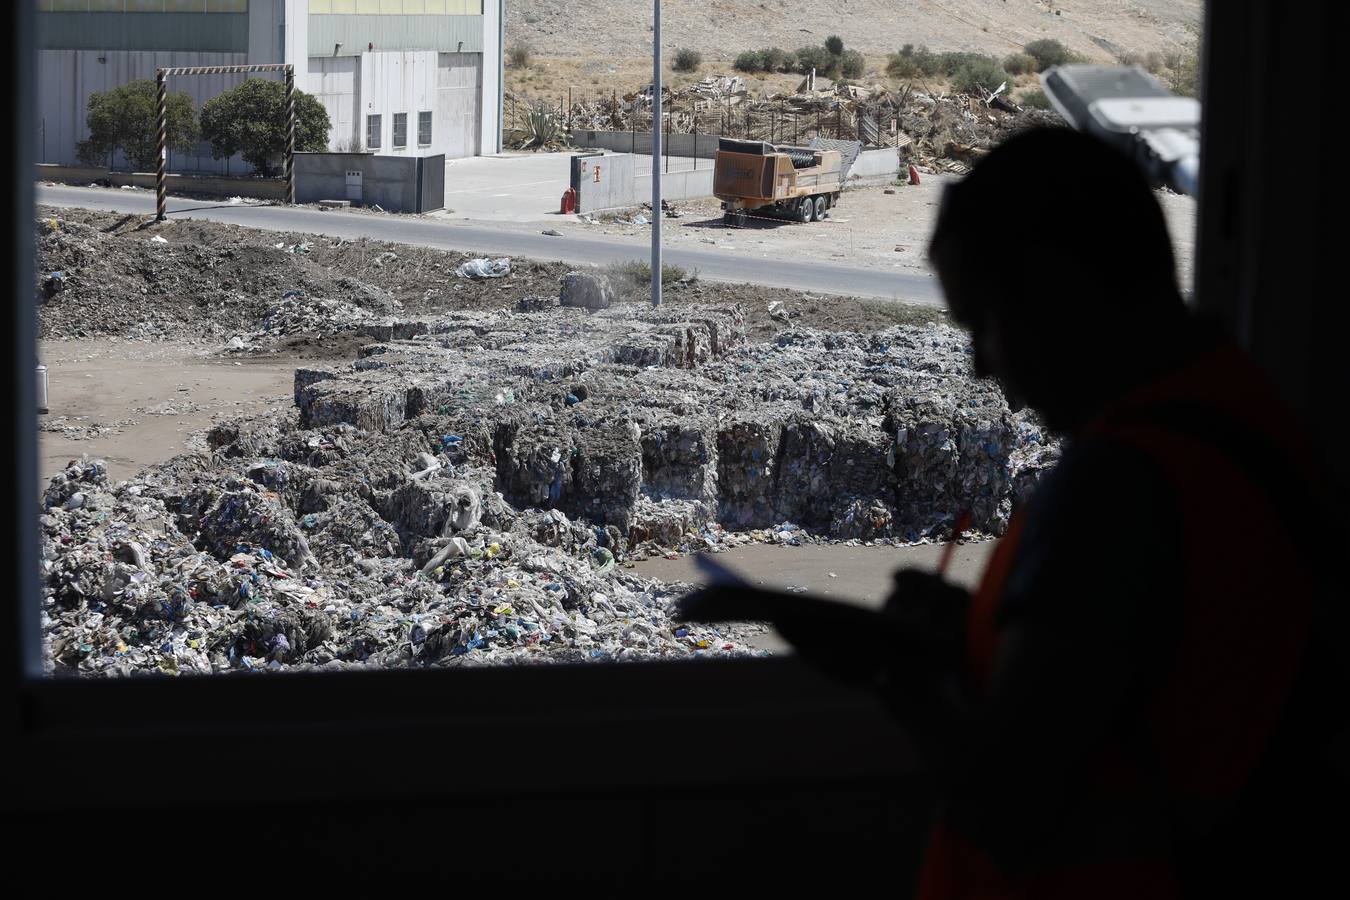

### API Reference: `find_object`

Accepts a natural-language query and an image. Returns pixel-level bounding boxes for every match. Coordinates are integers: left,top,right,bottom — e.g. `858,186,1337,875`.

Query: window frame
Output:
392,111,407,149
10,1,1341,822
366,113,382,150
417,110,432,147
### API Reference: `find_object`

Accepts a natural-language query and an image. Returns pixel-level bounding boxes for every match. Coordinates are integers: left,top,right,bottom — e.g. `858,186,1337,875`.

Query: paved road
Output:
36,184,944,304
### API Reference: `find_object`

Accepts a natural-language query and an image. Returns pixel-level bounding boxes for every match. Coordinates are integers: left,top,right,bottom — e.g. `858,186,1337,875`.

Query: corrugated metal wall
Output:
37,12,250,52
308,55,361,149
435,51,481,159
308,14,484,55
36,49,257,173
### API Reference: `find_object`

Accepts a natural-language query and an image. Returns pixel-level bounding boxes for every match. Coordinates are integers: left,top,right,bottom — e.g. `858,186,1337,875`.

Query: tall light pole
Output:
651,0,662,307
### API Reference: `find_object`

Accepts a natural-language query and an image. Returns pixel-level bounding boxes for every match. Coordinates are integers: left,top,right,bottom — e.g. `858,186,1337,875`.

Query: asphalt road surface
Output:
36,185,944,305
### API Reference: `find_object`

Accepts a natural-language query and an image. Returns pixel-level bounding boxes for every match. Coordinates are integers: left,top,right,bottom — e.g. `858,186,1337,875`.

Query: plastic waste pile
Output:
41,451,767,677
39,297,1061,677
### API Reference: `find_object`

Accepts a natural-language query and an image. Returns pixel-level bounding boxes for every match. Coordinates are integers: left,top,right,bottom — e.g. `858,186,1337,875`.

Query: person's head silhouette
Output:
928,127,1190,432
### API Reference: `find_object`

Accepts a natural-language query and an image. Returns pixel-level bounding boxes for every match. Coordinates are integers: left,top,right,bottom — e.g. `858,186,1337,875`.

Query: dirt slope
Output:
508,0,1202,62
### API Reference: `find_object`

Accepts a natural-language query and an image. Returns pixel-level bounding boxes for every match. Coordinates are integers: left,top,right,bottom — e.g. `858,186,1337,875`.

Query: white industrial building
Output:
36,1,504,174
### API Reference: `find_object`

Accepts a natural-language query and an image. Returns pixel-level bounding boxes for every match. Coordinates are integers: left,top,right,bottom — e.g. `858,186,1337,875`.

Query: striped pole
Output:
285,64,295,204
155,69,167,221
651,0,662,308
149,65,292,220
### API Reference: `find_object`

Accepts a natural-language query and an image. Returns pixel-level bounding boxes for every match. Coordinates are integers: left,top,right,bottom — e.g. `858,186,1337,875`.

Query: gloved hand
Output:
882,569,971,675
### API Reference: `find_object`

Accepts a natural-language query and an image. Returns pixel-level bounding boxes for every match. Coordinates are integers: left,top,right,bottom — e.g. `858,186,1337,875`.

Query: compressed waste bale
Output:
884,381,1015,537
628,497,712,548
716,412,790,528
494,421,575,509
640,418,719,505
566,421,643,531
773,418,840,527
559,271,614,310
298,370,409,432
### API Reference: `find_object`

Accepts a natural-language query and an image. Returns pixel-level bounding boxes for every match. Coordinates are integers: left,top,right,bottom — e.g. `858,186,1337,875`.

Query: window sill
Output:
11,656,919,808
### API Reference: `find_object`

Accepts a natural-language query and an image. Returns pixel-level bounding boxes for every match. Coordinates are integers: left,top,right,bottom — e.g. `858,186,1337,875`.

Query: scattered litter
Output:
542,229,563,237
150,235,168,244
456,257,512,280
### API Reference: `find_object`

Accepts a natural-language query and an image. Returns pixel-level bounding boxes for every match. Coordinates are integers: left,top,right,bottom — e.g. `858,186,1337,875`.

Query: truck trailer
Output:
713,138,843,225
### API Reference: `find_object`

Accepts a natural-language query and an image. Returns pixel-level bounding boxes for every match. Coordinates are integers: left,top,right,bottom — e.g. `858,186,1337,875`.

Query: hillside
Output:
507,0,1202,63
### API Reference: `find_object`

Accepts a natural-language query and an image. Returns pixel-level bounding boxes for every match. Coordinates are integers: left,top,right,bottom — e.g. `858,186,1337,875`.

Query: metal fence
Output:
505,88,909,152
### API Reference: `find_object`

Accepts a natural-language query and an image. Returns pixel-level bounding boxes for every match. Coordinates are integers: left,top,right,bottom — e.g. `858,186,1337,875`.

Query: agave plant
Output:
518,101,563,151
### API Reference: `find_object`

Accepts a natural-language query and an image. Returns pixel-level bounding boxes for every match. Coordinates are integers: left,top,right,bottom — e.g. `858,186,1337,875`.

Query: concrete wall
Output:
295,150,440,212
850,148,901,181
571,132,902,184
37,163,286,201
571,152,714,214
571,129,722,160
636,168,715,208
572,153,632,213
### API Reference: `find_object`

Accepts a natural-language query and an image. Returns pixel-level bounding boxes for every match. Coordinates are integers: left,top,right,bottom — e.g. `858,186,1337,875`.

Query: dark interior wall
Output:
1197,3,1345,504
8,3,1347,892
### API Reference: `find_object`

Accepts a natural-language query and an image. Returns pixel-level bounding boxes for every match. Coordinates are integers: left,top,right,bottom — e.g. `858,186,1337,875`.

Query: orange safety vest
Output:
918,343,1319,900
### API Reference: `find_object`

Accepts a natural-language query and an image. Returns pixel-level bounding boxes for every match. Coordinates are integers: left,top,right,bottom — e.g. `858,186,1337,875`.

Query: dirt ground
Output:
37,339,353,491
556,179,1198,290
35,206,949,492
37,204,948,348
631,539,997,652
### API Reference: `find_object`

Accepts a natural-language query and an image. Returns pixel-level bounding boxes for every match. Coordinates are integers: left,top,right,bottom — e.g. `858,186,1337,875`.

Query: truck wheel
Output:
797,197,814,223
814,196,827,220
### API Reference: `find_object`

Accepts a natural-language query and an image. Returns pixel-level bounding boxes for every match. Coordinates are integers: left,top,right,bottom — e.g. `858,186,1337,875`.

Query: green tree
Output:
75,79,199,172
1024,38,1075,71
673,48,702,72
734,49,767,73
796,45,837,77
1168,49,1201,98
761,47,793,73
840,49,866,79
199,78,331,176
1003,52,1037,75
952,56,1014,95
825,35,845,56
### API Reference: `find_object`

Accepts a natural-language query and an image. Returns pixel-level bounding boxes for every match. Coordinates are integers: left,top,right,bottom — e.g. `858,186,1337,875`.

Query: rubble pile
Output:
35,216,401,343
561,77,1061,170
34,212,581,347
41,294,1058,677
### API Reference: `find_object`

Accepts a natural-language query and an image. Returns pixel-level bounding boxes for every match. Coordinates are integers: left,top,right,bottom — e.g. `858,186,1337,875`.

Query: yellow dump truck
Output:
714,138,843,225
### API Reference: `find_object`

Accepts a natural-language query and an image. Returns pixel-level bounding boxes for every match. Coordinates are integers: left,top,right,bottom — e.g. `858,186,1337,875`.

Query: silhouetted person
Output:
899,126,1348,899
683,127,1346,898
